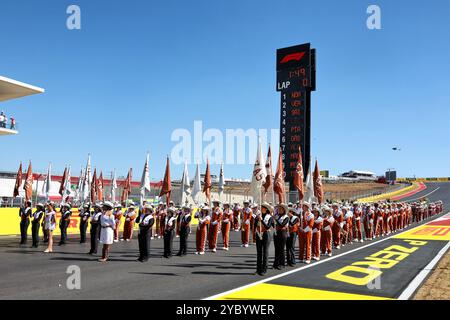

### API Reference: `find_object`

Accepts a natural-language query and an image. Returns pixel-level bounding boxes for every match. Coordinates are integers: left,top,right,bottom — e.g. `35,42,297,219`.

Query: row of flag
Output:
250,140,324,205
13,142,322,207
158,156,226,206
11,153,225,207
13,155,132,205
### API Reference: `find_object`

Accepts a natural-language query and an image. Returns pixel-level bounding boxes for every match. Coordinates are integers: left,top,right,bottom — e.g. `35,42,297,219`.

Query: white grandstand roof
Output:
0,76,44,102
350,170,376,175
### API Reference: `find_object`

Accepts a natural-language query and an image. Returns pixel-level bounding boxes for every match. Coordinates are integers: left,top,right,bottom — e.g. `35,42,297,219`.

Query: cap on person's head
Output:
302,201,311,209
36,203,44,209
202,206,210,211
212,200,221,205
168,206,177,213
103,201,114,210
261,202,273,213
276,203,288,213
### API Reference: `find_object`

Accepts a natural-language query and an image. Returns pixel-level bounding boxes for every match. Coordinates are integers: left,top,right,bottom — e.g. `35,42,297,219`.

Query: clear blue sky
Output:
1,0,449,180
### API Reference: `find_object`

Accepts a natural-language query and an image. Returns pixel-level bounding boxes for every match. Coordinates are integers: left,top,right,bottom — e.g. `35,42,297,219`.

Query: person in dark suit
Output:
255,202,274,276
58,203,72,246
19,200,32,245
79,204,90,244
31,203,45,248
163,207,177,258
177,205,192,256
136,204,155,262
272,203,289,270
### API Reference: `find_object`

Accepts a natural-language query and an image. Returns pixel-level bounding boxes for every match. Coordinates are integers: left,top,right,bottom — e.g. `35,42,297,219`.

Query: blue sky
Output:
1,0,449,180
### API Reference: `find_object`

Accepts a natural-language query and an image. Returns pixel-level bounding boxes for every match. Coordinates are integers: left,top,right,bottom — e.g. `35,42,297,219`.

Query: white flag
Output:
75,167,84,202
191,162,201,205
250,139,267,205
180,161,191,205
218,163,225,196
140,153,151,204
110,170,117,203
63,166,72,201
304,159,315,204
42,163,52,201
82,154,91,202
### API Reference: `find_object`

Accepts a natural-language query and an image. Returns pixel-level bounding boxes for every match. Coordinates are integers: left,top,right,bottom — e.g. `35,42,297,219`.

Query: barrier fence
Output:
397,177,450,182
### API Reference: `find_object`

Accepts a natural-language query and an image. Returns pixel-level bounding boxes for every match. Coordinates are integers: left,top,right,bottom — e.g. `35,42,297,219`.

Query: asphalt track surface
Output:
1,183,449,300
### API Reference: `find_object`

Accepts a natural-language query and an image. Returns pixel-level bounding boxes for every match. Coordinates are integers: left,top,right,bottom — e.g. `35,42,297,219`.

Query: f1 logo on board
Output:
276,43,311,71
280,52,306,64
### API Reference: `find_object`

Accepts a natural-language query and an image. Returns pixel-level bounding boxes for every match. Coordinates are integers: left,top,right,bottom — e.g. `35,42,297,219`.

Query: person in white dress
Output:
99,201,116,262
44,202,57,253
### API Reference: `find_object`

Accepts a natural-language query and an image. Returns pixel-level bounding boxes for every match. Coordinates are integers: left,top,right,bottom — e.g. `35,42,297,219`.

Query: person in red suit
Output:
221,202,233,250
342,206,353,246
241,201,252,247
311,207,323,261
299,201,314,264
320,206,334,256
122,203,137,241
353,202,363,242
331,203,343,249
195,206,211,255
364,204,374,240
208,200,223,252
232,203,241,231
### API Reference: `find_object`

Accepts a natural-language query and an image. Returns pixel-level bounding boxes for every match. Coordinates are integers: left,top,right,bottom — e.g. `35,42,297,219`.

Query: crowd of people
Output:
0,111,16,129
18,198,444,274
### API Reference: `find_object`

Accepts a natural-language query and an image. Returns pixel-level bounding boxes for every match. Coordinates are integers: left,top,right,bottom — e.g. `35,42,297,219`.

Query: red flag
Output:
293,146,304,200
59,167,67,196
263,145,273,194
23,162,33,202
273,148,285,203
159,157,172,205
313,159,324,204
120,168,133,203
13,162,23,198
97,171,104,202
91,169,97,203
203,158,212,202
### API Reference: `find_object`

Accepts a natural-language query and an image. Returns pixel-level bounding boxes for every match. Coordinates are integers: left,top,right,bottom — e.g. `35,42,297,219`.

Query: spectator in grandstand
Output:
10,117,16,130
0,111,6,128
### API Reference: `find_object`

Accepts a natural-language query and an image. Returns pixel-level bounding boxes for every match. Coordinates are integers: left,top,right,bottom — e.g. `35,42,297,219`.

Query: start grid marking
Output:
206,212,450,300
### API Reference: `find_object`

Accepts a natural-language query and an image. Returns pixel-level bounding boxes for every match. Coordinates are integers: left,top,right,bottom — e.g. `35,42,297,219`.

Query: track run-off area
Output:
1,182,449,300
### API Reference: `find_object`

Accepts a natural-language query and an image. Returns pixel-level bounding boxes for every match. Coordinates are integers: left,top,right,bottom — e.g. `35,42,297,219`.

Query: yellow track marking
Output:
217,283,392,300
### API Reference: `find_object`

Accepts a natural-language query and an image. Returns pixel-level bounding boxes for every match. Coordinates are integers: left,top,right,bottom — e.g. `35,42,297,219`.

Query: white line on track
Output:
204,212,449,300
405,187,441,202
398,241,450,300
